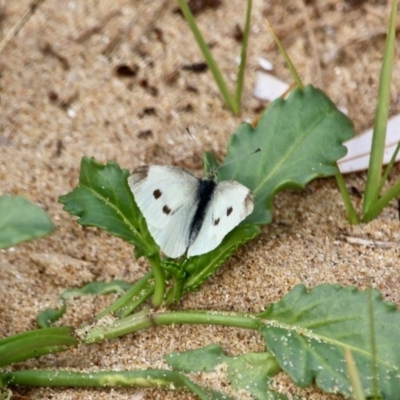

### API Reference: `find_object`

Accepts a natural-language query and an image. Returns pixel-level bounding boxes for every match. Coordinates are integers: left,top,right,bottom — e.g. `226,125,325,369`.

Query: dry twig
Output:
346,236,400,249
0,0,45,55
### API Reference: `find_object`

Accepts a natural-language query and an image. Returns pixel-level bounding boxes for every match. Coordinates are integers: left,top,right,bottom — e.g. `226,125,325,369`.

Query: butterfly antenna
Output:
186,127,212,171
219,147,262,170
186,128,261,175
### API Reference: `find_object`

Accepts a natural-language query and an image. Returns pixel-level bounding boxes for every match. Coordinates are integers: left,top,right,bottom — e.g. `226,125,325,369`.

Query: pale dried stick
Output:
0,0,46,55
295,0,322,85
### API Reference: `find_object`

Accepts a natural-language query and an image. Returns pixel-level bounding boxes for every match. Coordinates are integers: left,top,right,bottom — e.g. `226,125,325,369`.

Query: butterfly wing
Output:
187,180,254,257
128,165,199,258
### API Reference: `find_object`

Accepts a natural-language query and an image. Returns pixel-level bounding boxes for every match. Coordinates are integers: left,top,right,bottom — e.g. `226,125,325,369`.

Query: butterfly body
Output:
128,165,253,258
188,178,216,246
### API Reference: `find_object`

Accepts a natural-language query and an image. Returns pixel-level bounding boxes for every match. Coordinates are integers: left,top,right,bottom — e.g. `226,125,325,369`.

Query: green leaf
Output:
58,280,132,299
219,85,354,224
59,157,157,257
0,195,55,249
203,151,220,174
37,280,132,327
166,344,285,400
37,300,67,329
183,224,261,293
259,284,400,398
0,327,77,367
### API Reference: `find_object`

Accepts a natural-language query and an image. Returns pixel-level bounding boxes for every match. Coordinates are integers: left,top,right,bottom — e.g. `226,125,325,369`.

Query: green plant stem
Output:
118,279,154,318
153,311,259,330
147,254,165,307
2,369,197,391
0,309,259,367
163,263,186,306
96,271,154,319
362,0,397,213
83,309,260,343
176,0,237,114
335,172,359,224
235,0,252,111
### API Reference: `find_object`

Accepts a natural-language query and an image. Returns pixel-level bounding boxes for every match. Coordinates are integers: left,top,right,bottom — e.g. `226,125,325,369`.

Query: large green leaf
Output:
166,344,286,400
0,195,55,249
218,85,354,224
59,157,157,257
259,284,400,398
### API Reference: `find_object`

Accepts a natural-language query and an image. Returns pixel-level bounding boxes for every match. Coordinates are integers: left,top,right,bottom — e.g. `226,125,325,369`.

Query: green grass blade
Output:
374,140,400,202
363,177,400,223
362,0,398,214
234,0,252,111
335,172,360,224
265,19,304,90
176,0,237,114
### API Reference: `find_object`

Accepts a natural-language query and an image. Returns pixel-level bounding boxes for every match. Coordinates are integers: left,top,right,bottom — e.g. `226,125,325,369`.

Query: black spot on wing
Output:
163,205,171,215
153,189,162,199
214,218,220,226
227,206,233,216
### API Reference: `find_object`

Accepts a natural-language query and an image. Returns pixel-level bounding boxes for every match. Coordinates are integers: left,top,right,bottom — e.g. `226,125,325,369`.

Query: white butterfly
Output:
128,165,254,258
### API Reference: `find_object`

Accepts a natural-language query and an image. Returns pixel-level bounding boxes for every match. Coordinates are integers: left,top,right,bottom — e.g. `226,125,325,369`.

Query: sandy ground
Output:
1,0,400,399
